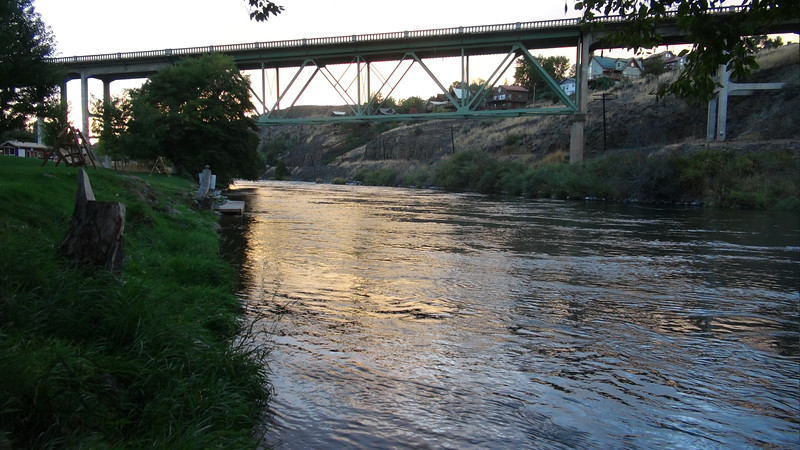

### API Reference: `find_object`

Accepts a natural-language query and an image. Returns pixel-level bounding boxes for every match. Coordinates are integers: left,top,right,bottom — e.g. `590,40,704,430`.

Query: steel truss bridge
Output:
50,6,796,162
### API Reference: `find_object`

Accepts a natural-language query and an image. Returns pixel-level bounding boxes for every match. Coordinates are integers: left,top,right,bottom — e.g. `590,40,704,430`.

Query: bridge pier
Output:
80,73,90,140
569,32,592,164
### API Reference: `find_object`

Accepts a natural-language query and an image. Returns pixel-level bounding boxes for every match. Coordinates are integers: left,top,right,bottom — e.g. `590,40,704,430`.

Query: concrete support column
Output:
60,81,68,112
102,79,111,105
261,62,267,115
80,72,90,138
706,97,718,141
569,33,591,164
715,65,730,142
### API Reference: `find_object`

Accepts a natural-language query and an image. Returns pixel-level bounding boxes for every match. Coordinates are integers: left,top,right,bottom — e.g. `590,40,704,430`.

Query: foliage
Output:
246,0,284,21
641,56,670,77
274,159,290,180
447,78,492,105
259,133,296,166
370,92,398,111
0,157,270,448
354,167,401,186
0,0,62,135
422,148,799,209
38,99,68,147
0,128,34,142
123,53,263,184
589,76,616,90
752,34,784,50
398,96,427,114
514,55,571,100
91,93,133,159
572,0,800,101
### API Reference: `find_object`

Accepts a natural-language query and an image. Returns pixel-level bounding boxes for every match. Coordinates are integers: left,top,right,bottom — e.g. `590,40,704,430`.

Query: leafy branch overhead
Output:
568,0,799,101
247,0,285,22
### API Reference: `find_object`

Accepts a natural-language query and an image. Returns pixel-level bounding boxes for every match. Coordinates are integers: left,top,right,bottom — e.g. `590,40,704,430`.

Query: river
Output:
219,181,799,449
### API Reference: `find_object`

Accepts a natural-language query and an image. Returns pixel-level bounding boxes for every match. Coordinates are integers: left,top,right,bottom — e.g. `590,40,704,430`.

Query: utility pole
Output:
594,92,615,152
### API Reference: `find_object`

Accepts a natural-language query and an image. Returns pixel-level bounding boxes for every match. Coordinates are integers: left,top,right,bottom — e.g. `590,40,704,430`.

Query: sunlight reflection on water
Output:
219,181,800,449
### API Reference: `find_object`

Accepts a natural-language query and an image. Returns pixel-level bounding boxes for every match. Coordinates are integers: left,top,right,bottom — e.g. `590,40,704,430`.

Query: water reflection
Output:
220,181,800,449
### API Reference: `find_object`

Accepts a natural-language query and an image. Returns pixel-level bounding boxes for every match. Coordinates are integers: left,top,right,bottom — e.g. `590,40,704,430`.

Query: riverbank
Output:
352,147,800,210
260,45,799,209
0,157,269,448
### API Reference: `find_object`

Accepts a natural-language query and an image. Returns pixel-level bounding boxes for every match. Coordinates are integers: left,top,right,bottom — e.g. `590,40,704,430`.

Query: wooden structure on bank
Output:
41,126,98,169
149,156,170,176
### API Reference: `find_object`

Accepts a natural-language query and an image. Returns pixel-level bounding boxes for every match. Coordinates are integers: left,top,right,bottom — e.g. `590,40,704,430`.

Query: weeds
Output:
352,148,799,210
0,156,270,448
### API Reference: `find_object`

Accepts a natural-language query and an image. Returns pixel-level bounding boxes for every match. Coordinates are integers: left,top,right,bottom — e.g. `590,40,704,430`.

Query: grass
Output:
0,156,270,448
355,147,800,210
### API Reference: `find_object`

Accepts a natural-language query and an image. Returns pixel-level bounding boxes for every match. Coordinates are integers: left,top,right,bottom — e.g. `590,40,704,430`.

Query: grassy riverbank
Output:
354,147,800,210
0,157,269,448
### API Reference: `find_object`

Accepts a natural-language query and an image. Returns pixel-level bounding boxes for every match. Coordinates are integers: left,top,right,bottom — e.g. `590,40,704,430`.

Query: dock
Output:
215,200,245,214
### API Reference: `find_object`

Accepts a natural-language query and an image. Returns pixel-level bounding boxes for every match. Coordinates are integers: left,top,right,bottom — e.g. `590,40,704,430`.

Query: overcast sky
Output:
34,0,579,57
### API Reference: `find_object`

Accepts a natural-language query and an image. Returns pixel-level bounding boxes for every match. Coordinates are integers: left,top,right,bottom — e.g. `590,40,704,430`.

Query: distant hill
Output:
258,44,799,182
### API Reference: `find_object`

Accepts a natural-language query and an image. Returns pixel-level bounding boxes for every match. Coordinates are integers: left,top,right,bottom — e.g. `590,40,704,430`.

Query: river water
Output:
219,181,799,449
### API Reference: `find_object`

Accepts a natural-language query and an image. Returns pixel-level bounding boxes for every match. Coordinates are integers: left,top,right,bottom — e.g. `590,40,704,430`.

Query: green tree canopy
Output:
514,55,572,99
571,0,800,100
0,0,62,135
91,93,133,160
123,53,263,184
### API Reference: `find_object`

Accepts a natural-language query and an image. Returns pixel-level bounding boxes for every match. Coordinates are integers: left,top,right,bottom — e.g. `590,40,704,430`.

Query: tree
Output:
514,55,571,100
0,0,62,135
91,93,133,161
246,0,284,21
123,53,263,184
399,96,426,114
571,0,800,100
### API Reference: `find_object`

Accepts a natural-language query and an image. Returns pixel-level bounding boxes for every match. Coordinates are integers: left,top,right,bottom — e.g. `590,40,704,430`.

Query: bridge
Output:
49,6,797,163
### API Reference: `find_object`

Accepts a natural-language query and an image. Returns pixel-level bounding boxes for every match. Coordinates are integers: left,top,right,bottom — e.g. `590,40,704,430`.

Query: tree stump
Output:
60,169,126,273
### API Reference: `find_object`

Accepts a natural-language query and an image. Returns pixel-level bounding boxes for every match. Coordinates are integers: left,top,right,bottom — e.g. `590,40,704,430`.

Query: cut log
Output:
60,169,126,274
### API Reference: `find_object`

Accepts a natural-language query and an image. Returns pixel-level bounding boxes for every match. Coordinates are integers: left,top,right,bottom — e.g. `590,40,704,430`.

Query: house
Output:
559,78,576,96
663,54,687,71
589,56,643,80
486,85,529,110
643,50,686,73
1,140,49,158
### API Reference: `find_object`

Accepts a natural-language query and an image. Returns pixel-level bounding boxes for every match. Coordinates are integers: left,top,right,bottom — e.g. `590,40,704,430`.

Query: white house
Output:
559,78,576,96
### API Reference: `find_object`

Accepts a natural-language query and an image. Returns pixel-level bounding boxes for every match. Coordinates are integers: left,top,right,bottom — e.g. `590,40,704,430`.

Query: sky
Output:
33,0,585,121
35,0,579,57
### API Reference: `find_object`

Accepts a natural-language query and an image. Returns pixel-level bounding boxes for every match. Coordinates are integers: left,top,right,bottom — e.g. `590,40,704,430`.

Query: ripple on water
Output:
222,182,800,449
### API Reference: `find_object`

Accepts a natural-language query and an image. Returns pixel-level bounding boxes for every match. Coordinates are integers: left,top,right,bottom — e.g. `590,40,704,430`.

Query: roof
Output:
498,85,528,93
559,78,576,85
451,87,468,100
592,56,619,69
1,140,49,150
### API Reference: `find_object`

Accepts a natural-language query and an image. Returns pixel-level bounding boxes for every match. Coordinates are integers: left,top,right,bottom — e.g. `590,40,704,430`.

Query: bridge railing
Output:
49,6,748,65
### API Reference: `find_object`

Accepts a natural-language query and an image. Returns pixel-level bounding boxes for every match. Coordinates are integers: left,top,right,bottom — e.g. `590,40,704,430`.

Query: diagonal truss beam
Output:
255,41,579,125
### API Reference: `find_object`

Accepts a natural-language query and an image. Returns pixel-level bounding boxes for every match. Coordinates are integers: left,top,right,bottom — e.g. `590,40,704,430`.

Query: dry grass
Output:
755,43,799,71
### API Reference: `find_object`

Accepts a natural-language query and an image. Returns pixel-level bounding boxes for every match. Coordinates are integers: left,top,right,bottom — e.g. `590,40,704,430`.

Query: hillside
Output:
258,44,799,182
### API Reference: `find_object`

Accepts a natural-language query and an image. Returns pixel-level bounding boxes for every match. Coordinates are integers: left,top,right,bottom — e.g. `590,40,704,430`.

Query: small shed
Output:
1,140,49,158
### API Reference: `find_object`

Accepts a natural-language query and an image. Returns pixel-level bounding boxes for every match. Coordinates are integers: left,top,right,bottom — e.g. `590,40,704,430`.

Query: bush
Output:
427,147,798,210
